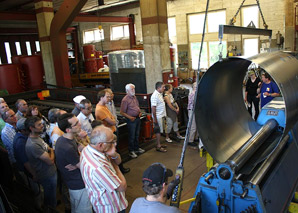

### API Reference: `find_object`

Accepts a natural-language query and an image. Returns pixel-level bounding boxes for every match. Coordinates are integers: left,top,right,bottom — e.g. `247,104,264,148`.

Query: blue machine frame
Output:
189,99,298,212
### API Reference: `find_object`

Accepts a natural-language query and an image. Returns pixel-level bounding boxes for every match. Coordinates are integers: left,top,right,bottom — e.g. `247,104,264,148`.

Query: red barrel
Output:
95,51,104,70
20,55,44,90
83,45,96,60
83,45,97,73
84,60,98,73
11,55,25,64
11,55,27,91
0,64,23,94
103,55,108,66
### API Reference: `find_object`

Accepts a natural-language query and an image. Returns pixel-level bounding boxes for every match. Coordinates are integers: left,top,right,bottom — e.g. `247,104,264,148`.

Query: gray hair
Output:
1,108,12,121
0,98,5,104
125,83,135,93
90,125,111,145
48,108,60,123
15,99,25,109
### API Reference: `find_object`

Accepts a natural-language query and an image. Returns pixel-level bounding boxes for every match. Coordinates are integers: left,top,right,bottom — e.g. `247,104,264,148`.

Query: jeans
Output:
39,172,57,209
247,95,260,120
126,117,141,152
69,188,92,213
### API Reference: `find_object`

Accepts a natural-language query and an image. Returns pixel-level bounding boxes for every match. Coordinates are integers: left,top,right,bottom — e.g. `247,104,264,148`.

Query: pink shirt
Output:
80,145,128,213
120,95,140,117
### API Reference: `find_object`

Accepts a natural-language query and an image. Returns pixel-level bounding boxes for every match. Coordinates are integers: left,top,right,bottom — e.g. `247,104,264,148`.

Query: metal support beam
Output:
128,14,136,48
74,15,130,23
0,12,36,21
218,24,272,38
0,11,132,23
50,0,88,88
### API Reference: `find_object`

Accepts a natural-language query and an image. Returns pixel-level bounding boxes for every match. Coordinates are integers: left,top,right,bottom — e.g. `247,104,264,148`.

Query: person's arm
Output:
109,152,121,165
24,162,37,180
120,110,136,121
245,91,248,102
269,82,280,97
112,161,127,192
152,106,157,123
39,148,55,165
103,117,116,126
164,95,178,112
120,99,135,121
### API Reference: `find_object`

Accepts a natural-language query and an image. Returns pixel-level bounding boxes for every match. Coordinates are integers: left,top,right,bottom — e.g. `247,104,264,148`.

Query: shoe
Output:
156,146,167,153
119,165,130,174
136,148,145,154
188,142,197,147
194,138,200,142
129,151,138,158
177,135,185,140
165,138,173,143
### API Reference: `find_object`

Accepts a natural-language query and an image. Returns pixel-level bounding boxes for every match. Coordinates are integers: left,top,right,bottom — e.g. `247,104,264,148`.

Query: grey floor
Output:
124,139,207,212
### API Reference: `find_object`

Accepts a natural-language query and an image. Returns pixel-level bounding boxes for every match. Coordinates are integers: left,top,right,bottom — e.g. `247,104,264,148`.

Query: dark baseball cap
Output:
142,163,173,186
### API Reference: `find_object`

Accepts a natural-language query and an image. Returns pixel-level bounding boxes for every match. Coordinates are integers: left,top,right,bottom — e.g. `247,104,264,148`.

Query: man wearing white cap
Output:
72,95,86,116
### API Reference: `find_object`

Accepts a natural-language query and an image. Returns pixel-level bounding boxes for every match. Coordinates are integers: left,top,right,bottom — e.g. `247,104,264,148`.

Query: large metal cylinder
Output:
83,45,97,73
0,64,23,94
195,52,298,163
19,55,44,90
227,119,278,171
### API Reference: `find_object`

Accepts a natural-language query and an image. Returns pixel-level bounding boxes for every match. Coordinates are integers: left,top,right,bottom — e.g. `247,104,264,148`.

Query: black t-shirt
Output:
55,136,85,190
246,77,261,96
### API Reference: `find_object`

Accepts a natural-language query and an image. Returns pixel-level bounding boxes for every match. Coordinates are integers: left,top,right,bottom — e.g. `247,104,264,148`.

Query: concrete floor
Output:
124,139,207,212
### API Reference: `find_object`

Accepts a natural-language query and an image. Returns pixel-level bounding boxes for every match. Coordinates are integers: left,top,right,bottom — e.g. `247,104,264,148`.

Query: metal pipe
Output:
249,135,290,185
227,119,278,172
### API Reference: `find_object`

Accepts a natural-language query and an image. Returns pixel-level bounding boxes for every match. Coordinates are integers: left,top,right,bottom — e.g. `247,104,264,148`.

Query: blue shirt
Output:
13,132,28,172
1,123,16,163
260,81,279,108
130,197,180,213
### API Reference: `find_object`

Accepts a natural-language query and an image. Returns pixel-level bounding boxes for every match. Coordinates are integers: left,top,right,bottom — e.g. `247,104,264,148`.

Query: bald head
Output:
90,125,113,146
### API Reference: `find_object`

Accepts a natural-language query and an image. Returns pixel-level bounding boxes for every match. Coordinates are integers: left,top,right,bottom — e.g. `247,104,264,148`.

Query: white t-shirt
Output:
151,90,166,118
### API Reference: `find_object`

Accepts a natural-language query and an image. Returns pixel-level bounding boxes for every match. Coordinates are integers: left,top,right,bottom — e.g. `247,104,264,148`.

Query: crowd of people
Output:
0,82,186,213
0,73,280,212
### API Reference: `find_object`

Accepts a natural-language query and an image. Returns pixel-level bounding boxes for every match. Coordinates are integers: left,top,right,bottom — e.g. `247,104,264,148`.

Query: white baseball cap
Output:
73,95,86,104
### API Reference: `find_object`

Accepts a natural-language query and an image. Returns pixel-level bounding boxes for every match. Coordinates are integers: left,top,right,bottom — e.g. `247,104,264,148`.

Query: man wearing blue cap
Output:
130,163,180,212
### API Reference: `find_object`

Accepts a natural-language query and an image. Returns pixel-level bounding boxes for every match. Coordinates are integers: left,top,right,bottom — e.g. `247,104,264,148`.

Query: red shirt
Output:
120,95,140,117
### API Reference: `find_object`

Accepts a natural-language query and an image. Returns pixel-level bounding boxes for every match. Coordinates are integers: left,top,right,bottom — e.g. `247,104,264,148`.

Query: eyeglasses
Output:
101,135,117,145
151,162,167,184
83,107,92,110
71,121,79,128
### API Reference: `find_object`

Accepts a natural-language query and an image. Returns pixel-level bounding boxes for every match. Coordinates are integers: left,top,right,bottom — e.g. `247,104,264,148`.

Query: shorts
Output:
153,117,165,133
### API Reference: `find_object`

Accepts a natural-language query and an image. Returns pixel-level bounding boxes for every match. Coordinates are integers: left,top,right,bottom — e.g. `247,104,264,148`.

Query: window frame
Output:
191,40,227,69
83,28,104,44
188,9,226,34
241,5,259,28
110,24,130,41
168,17,177,37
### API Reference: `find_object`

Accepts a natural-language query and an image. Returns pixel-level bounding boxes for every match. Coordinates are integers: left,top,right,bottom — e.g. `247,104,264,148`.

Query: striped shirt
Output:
80,145,128,213
1,123,16,163
151,90,166,118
